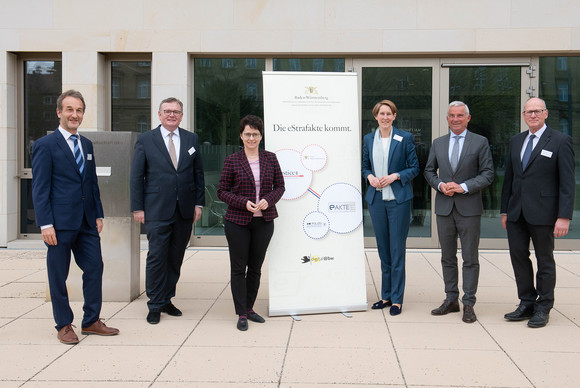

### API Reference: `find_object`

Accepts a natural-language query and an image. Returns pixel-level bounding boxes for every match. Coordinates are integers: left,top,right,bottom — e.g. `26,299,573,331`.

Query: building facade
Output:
1,0,579,248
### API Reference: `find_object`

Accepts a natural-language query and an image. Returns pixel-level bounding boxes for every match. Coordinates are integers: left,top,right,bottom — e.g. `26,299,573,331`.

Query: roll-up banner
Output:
263,71,367,316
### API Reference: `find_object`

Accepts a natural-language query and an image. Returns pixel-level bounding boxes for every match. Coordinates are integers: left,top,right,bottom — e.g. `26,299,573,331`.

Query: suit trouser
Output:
436,206,480,306
368,192,410,304
47,217,103,331
224,218,274,315
145,204,192,312
506,214,555,312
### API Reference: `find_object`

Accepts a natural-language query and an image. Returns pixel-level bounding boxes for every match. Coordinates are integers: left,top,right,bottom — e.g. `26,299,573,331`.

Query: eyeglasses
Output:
163,110,183,116
242,132,262,139
523,109,546,117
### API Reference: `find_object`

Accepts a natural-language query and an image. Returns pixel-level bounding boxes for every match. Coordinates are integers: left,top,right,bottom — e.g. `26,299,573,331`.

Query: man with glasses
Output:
501,97,575,328
130,97,205,324
424,101,494,324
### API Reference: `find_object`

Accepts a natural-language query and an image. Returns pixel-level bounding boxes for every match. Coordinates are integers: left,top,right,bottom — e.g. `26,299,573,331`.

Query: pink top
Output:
249,159,262,217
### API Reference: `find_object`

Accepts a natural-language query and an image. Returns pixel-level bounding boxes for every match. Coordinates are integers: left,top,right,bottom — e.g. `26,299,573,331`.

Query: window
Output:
110,60,151,132
273,58,345,72
557,82,569,102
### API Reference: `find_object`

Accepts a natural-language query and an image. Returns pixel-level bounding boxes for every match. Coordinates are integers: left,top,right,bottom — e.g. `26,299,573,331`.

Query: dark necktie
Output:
70,135,84,174
450,135,460,172
521,134,536,170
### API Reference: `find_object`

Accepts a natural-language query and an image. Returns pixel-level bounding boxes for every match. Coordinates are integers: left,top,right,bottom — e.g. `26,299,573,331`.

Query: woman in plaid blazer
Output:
217,115,285,331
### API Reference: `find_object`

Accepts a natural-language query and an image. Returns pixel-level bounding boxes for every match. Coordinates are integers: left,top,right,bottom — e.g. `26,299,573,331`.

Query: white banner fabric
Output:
263,71,367,316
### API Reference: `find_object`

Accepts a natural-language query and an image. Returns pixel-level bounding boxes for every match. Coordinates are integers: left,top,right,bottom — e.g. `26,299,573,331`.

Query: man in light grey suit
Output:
424,101,494,323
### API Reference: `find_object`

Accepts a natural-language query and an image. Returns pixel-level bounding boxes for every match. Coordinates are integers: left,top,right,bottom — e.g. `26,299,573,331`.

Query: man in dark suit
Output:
424,101,494,323
32,90,119,344
130,97,205,324
501,97,575,328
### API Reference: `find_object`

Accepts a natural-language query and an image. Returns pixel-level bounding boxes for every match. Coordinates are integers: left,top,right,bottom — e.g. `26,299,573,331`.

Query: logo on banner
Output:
301,255,335,264
305,86,318,95
328,202,356,213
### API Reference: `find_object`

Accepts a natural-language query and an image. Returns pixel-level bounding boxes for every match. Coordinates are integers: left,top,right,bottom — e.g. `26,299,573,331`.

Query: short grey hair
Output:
448,101,470,116
159,97,184,112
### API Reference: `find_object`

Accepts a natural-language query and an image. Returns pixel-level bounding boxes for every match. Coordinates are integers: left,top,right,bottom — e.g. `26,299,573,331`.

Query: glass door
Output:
352,59,440,248
439,58,533,249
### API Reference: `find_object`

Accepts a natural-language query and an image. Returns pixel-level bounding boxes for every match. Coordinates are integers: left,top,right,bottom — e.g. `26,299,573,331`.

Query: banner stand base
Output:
269,303,368,318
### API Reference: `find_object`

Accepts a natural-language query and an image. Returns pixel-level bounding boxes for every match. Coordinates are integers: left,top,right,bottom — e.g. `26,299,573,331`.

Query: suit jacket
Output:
32,129,104,230
130,126,205,221
500,126,574,225
424,131,494,217
362,127,419,205
217,149,285,225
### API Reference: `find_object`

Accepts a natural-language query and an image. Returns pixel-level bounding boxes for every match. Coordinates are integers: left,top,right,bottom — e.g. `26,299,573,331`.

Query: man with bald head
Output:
501,97,575,328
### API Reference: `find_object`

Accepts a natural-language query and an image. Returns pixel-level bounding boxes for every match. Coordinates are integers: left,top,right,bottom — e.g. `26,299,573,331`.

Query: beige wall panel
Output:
511,0,580,28
201,29,294,53
17,30,111,52
143,0,234,30
382,29,475,53
52,0,145,30
475,28,574,52
0,0,52,29
292,30,383,53
232,0,325,30
325,0,418,30
417,0,510,29
110,30,202,52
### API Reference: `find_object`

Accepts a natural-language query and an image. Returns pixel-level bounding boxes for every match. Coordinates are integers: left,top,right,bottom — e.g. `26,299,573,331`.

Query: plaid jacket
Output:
217,149,285,225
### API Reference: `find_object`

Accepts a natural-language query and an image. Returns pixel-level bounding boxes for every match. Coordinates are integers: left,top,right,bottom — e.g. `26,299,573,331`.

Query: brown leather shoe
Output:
81,319,119,336
57,324,79,345
431,299,460,315
462,305,477,323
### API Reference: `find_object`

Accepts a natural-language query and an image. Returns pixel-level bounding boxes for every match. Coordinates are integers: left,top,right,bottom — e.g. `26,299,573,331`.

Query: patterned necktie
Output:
450,135,460,172
70,134,84,174
521,134,536,170
168,132,178,169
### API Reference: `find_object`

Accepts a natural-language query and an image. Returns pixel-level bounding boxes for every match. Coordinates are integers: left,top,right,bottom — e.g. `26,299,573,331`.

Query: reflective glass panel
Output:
23,60,62,168
273,58,345,72
194,58,266,236
540,56,580,238
449,66,521,238
361,67,433,238
111,61,151,132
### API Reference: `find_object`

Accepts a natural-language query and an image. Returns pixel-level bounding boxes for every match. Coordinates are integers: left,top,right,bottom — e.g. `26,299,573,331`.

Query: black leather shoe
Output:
504,305,534,321
147,311,160,324
371,300,392,310
431,299,460,315
389,305,402,316
247,311,265,323
237,316,248,331
527,311,549,328
161,303,182,316
462,305,477,323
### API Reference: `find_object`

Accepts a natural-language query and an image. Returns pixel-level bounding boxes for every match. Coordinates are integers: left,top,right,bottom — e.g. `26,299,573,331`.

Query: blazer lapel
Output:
240,151,255,185
455,131,472,172
527,127,551,170
513,131,527,174
441,134,454,172
152,127,175,168
177,128,189,170
387,127,401,168
54,130,81,177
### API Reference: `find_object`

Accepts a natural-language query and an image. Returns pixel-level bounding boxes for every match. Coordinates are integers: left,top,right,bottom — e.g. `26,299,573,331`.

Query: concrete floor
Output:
0,247,579,387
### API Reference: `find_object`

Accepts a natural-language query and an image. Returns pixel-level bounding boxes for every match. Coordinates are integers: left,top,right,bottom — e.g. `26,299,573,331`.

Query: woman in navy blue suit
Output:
218,115,285,331
362,100,419,315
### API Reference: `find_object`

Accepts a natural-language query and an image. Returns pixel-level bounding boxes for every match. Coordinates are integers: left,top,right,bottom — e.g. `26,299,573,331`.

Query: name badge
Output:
87,154,93,160
188,147,196,155
541,149,553,158
393,134,403,142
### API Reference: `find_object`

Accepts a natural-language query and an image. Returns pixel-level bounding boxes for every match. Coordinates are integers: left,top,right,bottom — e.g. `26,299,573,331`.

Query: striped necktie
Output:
70,134,85,174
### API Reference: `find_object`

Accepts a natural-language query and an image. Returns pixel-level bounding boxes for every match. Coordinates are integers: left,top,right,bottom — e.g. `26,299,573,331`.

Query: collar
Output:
160,126,179,138
528,124,547,139
58,126,77,140
450,128,467,138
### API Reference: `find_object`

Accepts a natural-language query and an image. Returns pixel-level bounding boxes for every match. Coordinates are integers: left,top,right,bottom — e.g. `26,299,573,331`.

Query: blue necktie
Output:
70,135,85,174
521,134,536,170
